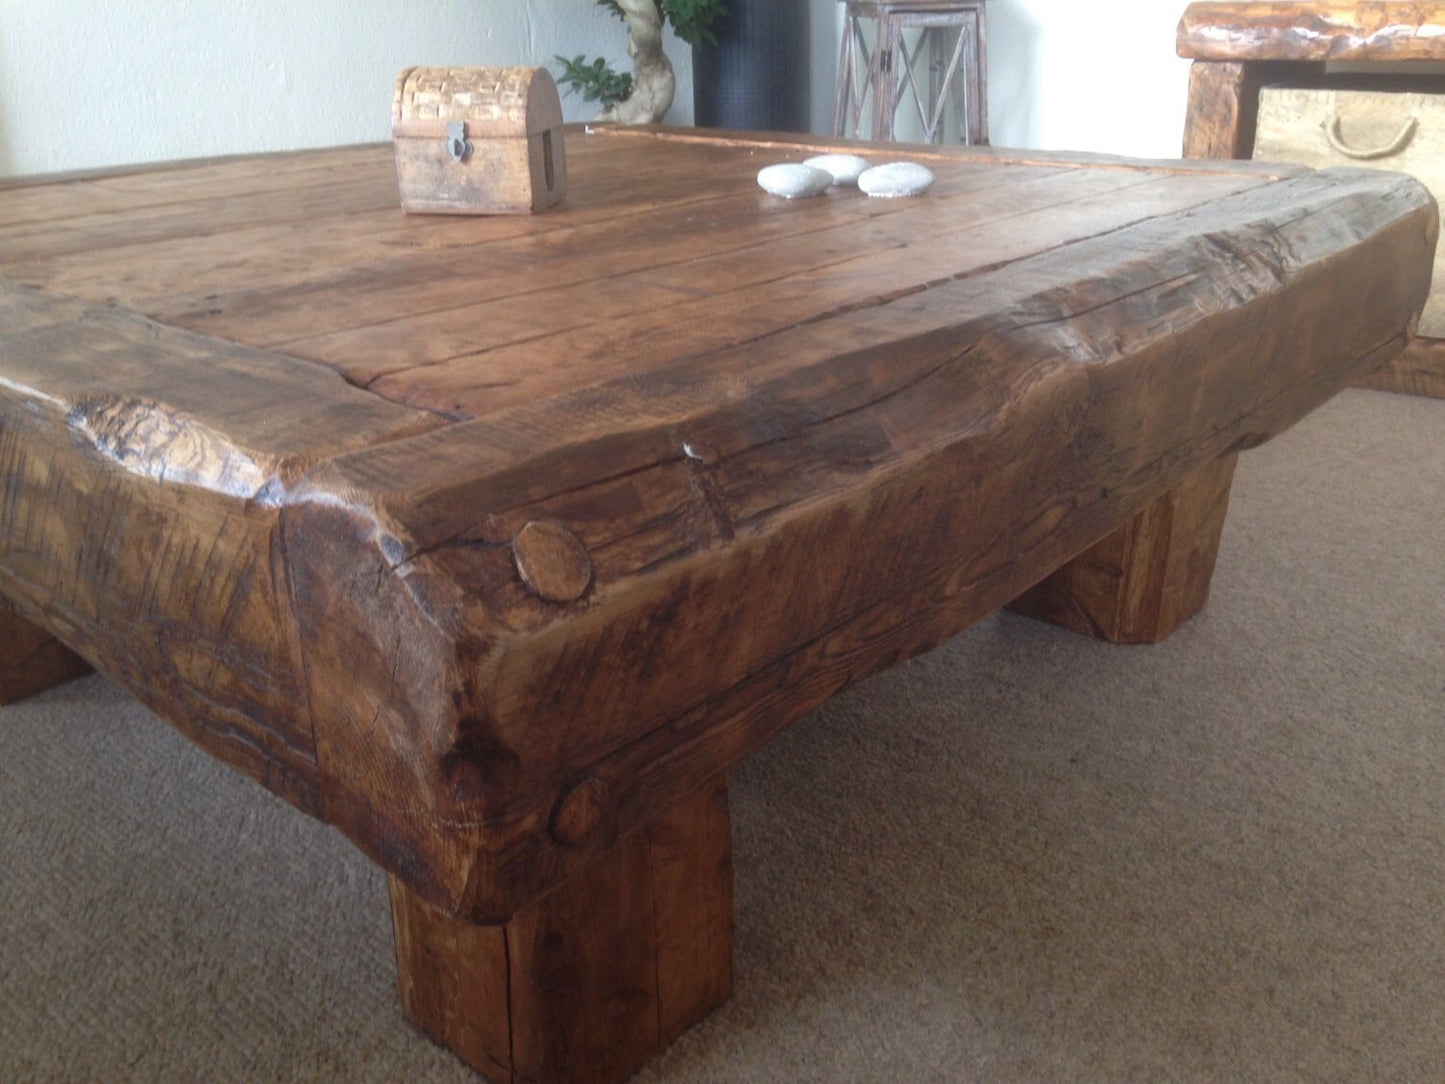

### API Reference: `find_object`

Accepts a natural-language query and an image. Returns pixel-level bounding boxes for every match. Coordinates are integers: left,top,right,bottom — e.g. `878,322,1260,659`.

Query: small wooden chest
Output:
392,66,567,215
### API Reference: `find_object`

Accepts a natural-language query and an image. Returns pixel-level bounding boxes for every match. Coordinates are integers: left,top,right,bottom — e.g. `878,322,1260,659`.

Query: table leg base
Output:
1182,59,1309,159
1356,336,1445,399
388,776,734,1084
0,600,92,705
1184,60,1260,158
1007,454,1238,644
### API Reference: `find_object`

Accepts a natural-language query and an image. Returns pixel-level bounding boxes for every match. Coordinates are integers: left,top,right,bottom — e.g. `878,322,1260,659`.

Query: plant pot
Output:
692,0,809,132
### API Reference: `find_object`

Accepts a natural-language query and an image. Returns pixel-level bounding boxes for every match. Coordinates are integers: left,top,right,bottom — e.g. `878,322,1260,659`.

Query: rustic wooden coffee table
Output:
0,127,1432,1082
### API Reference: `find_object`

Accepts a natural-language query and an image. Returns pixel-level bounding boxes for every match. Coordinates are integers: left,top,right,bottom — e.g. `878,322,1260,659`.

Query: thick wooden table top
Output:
1178,2,1445,61
0,127,1433,920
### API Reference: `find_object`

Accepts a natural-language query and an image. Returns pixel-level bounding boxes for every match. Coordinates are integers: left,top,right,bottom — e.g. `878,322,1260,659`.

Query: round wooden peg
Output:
549,776,608,845
511,520,592,603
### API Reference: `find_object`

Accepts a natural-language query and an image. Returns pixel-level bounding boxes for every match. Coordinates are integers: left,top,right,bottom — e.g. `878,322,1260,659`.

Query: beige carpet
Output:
2,388,1442,1082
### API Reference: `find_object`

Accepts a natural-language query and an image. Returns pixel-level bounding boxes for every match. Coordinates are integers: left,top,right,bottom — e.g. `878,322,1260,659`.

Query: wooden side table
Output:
1178,2,1445,399
834,0,989,145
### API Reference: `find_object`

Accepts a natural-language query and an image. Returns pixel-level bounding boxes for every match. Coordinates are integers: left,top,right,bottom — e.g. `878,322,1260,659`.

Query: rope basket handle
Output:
1323,113,1418,160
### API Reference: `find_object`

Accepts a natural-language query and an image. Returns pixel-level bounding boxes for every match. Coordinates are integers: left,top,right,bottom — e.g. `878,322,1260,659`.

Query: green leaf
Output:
661,0,727,48
553,53,633,110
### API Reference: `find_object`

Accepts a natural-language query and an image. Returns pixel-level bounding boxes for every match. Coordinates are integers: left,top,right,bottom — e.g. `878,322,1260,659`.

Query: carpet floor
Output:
2,388,1442,1082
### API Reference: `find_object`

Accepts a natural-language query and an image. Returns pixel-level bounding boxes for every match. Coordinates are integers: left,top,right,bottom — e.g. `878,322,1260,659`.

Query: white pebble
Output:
858,161,935,198
757,163,833,199
803,153,871,186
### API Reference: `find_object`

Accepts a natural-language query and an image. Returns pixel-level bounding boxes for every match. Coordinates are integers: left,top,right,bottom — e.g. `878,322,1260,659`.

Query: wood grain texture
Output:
388,777,732,1083
1251,80,1445,393
2,128,1434,1080
0,132,1434,925
512,521,593,603
0,284,441,813
1178,2,1445,62
1253,85,1445,339
283,156,1433,920
1356,335,1445,397
1007,454,1239,644
1184,61,1266,158
1177,6,1445,397
0,597,91,704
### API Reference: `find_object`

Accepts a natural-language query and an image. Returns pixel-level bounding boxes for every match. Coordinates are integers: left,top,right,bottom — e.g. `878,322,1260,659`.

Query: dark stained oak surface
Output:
0,127,1435,927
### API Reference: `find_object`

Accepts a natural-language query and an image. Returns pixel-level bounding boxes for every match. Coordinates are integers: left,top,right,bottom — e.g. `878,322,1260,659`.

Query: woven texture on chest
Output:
393,67,556,138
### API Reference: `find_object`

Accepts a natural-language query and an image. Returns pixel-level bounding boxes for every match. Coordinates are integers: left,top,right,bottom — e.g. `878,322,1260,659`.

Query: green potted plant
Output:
556,0,727,124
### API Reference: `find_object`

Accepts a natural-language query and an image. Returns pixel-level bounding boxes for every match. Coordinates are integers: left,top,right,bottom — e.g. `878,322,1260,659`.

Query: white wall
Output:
0,0,691,175
986,0,1192,159
0,0,1193,178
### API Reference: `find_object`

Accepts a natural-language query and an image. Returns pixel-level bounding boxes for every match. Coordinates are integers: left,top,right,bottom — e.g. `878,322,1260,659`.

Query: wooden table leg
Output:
1007,454,1238,645
0,599,92,705
1183,60,1258,158
388,775,734,1084
1183,59,1310,159
1357,336,1445,400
